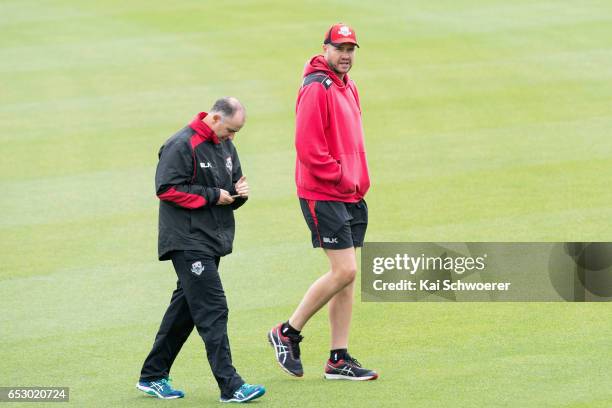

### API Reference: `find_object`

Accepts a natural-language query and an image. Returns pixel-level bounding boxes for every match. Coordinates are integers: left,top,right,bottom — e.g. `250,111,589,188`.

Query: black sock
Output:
281,321,301,337
330,348,348,362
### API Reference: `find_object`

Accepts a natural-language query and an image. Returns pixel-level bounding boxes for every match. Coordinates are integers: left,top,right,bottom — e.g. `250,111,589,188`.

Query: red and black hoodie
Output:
295,55,370,202
155,112,247,260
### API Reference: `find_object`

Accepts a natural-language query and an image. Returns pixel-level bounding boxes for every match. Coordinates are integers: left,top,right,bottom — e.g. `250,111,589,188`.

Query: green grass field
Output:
2,1,612,406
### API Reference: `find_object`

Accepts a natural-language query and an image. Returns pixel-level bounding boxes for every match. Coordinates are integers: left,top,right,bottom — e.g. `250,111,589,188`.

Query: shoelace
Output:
238,383,255,392
345,355,362,368
288,334,304,359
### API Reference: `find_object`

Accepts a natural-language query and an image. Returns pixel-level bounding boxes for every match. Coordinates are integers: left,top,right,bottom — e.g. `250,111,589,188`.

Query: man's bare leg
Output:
289,248,356,330
329,274,355,349
269,245,377,380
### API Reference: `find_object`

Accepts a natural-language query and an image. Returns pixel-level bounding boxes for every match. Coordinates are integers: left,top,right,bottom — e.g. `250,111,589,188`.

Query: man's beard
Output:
330,61,351,75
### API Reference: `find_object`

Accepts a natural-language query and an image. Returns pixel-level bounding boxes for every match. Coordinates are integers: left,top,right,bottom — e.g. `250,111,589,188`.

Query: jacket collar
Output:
189,112,220,145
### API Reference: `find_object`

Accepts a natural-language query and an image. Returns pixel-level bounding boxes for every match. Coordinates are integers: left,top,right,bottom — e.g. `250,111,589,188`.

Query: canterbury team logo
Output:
225,157,233,172
191,261,204,276
338,26,351,36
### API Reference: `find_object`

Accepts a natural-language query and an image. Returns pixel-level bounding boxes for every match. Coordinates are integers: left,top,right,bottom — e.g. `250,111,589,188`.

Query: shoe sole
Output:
136,383,183,399
324,373,379,381
267,328,303,378
220,387,266,403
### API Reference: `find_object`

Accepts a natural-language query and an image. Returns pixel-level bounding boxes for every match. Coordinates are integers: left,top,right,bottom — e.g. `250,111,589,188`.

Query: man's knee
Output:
195,307,228,340
331,264,357,285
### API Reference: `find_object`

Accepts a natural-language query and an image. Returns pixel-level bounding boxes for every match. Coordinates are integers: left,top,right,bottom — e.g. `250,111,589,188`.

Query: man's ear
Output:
212,113,223,123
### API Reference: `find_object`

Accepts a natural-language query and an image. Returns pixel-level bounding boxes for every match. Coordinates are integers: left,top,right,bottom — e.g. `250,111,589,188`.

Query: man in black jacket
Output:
137,97,265,403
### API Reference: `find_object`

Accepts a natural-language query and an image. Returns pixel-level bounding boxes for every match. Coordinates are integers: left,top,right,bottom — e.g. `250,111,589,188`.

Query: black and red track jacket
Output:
155,112,247,260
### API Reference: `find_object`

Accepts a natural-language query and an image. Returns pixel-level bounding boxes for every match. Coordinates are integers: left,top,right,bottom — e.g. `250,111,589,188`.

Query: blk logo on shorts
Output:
191,261,205,276
323,237,339,244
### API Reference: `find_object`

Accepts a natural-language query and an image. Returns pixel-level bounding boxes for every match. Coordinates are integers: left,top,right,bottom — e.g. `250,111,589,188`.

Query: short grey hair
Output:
210,96,245,119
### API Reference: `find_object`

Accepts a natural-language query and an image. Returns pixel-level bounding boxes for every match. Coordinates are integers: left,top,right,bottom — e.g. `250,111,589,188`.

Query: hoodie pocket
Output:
355,151,370,195
336,153,361,194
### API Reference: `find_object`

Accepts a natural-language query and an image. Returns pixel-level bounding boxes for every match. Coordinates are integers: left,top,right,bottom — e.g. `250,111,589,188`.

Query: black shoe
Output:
324,354,378,381
267,323,304,377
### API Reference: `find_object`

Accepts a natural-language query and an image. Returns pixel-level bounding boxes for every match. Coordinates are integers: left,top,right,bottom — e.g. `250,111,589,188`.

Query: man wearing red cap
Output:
268,24,378,381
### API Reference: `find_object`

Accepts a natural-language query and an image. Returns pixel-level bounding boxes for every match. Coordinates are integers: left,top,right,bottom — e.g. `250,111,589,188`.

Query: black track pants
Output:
139,250,243,398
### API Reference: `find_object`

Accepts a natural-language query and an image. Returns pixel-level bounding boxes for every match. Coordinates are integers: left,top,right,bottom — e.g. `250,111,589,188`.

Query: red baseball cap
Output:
323,23,359,48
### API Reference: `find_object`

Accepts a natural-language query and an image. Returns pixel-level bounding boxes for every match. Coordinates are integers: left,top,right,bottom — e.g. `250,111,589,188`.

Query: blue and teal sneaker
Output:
219,383,265,403
136,377,185,399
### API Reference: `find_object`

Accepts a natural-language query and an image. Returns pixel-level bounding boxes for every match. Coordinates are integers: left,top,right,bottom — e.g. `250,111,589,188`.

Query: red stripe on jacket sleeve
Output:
158,187,206,209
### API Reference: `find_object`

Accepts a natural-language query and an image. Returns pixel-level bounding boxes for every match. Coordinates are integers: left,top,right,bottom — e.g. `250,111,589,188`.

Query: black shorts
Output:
299,198,368,250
